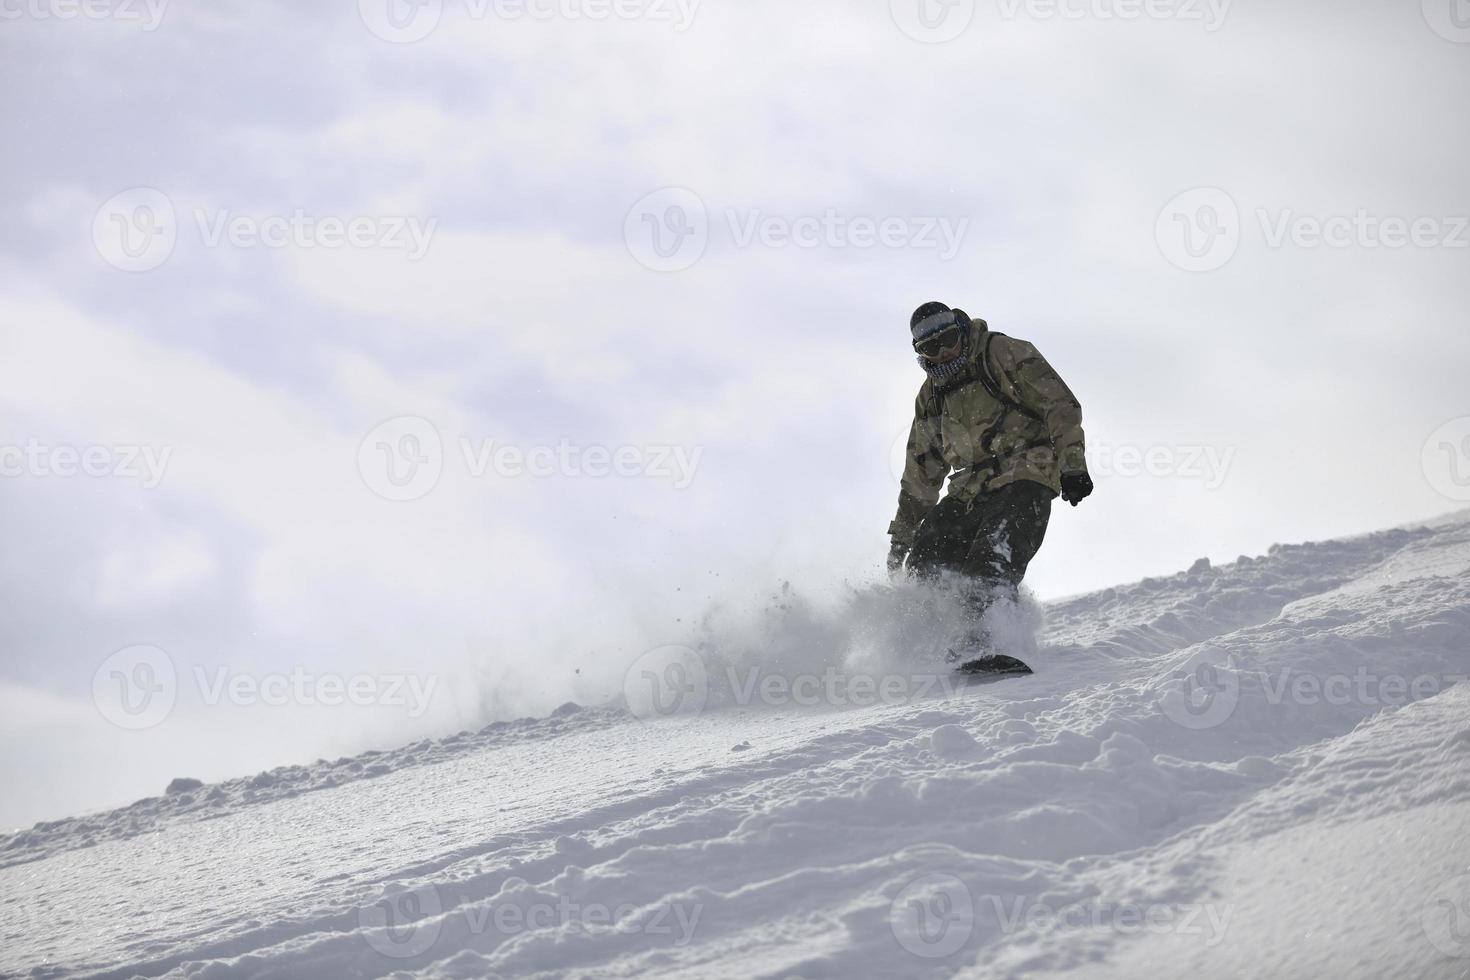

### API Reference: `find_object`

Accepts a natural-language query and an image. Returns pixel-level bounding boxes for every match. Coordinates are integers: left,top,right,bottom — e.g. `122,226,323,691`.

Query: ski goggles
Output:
912,316,964,361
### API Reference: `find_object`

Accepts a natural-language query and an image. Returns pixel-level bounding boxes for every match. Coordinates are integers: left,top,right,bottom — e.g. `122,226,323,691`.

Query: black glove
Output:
887,539,910,575
1060,471,1094,507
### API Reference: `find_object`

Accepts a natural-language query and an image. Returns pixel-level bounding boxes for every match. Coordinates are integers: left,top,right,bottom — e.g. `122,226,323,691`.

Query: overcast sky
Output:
1,0,1468,827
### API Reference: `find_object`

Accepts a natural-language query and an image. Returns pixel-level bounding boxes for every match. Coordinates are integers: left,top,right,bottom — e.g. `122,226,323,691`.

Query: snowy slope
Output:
4,516,1470,979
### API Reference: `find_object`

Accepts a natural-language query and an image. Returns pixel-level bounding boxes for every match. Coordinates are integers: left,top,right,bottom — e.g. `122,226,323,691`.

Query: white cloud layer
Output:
1,0,1467,826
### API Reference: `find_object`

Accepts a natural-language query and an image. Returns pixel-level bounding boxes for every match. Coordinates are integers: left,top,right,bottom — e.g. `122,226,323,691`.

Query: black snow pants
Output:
906,479,1053,632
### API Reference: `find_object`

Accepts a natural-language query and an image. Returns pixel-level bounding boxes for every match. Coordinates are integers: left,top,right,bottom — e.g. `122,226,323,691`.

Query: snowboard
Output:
951,653,1033,678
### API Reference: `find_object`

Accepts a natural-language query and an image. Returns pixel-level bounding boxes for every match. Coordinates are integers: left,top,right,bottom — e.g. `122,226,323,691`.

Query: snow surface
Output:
4,515,1470,978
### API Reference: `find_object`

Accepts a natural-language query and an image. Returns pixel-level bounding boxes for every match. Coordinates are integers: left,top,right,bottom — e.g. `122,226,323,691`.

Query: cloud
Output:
2,0,1469,827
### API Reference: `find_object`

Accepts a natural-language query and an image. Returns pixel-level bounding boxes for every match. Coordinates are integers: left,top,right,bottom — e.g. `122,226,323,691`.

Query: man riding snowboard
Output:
888,301,1093,673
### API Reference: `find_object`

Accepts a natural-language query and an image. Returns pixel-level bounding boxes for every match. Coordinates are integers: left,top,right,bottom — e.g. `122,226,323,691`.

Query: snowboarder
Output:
887,302,1092,669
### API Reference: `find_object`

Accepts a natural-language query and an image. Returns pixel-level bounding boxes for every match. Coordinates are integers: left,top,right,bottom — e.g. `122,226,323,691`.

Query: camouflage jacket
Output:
889,325,1086,545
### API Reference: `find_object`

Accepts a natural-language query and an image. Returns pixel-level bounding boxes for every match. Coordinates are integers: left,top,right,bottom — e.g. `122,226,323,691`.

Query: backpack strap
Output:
974,331,1042,422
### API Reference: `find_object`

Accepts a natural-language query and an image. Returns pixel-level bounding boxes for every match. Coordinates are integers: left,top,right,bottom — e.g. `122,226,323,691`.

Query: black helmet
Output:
910,301,975,345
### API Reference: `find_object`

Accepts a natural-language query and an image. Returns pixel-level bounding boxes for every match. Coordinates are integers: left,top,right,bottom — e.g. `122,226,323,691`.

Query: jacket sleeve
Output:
991,336,1087,474
889,389,949,545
